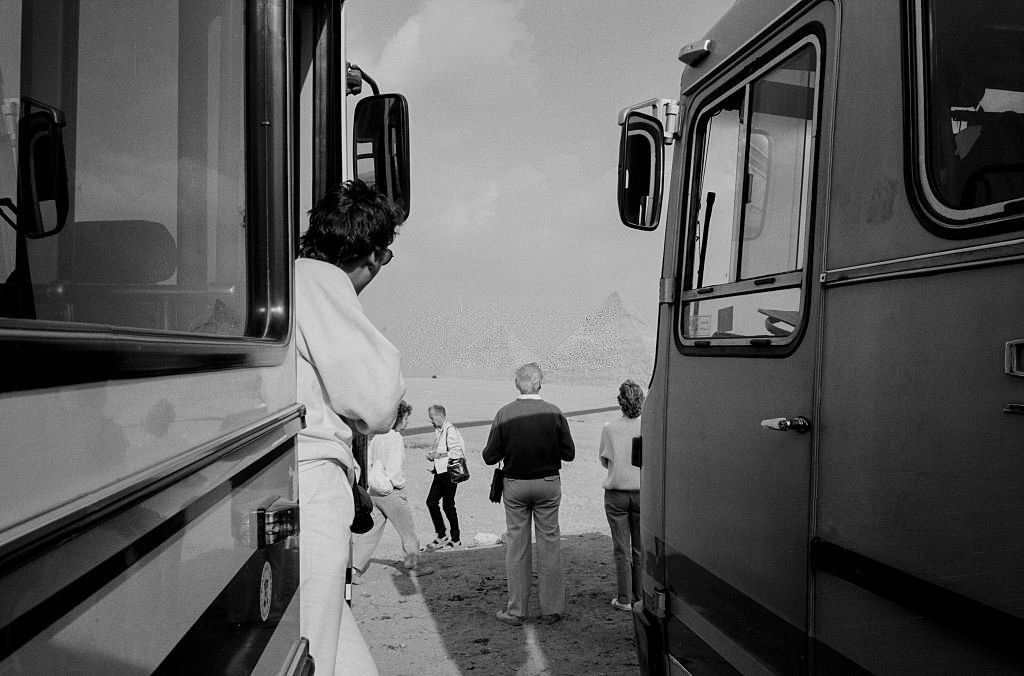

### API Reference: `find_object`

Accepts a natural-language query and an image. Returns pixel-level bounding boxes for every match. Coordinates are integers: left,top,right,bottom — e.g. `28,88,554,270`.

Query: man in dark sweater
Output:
482,362,576,626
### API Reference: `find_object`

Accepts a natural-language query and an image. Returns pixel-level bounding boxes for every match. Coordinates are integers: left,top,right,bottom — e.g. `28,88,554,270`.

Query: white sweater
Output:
369,429,408,489
599,415,641,491
295,258,406,471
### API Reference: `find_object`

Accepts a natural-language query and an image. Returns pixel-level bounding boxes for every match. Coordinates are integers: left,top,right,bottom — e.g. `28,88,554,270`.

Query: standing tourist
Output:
295,179,405,675
482,363,576,626
599,379,644,611
422,404,465,550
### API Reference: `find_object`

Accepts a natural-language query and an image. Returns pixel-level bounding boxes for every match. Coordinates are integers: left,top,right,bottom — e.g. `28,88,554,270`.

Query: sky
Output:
347,0,731,376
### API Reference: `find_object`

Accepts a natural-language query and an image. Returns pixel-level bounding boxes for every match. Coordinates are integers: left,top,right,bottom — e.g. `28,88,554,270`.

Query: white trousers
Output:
298,460,378,676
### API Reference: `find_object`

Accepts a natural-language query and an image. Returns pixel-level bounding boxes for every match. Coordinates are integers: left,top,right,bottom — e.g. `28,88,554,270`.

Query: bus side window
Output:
0,1,249,337
681,41,819,347
911,0,1024,228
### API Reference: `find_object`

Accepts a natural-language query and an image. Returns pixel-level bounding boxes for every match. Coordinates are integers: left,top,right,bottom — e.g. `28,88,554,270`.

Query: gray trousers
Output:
604,488,640,601
502,475,565,617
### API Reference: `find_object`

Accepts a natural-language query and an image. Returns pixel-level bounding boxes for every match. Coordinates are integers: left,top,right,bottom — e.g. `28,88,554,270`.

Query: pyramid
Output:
443,321,538,380
541,292,654,385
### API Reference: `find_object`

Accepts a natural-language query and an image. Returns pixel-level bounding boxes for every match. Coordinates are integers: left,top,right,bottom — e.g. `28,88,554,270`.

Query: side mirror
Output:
353,93,410,220
617,111,664,230
18,103,69,238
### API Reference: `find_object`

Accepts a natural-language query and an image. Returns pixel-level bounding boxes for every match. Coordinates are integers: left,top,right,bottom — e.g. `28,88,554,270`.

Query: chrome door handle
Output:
1006,340,1024,377
760,416,811,433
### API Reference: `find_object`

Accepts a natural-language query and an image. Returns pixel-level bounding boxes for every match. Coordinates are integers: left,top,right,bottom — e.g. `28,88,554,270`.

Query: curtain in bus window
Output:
923,0,1024,215
0,0,249,335
741,48,815,279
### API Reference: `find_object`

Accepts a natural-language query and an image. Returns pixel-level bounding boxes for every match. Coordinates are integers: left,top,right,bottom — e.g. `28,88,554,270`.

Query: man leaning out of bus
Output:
294,179,406,676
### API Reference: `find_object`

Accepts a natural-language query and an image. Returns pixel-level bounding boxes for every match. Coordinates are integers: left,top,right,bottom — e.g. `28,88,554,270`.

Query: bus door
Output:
664,26,828,671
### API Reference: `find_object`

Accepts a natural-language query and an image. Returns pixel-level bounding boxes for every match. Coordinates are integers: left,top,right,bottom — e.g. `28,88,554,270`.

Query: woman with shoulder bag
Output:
600,380,644,611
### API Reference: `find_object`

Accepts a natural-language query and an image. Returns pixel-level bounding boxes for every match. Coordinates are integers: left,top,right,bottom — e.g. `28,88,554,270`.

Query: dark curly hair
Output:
394,399,412,429
617,380,645,419
299,179,405,266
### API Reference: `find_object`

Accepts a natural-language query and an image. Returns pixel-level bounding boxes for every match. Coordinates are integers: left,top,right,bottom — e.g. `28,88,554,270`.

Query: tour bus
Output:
0,1,408,672
617,0,1023,673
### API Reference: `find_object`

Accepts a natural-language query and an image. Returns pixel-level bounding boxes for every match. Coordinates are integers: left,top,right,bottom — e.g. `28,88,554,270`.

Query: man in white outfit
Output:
295,179,405,676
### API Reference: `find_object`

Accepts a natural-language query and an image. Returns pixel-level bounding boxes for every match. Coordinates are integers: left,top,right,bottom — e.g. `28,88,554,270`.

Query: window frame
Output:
904,0,1024,237
0,0,293,393
677,34,823,356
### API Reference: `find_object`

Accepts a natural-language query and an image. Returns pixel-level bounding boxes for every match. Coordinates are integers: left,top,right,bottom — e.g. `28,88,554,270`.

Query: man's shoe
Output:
537,613,562,625
445,539,463,549
495,610,523,626
407,566,435,577
420,536,449,552
610,598,632,611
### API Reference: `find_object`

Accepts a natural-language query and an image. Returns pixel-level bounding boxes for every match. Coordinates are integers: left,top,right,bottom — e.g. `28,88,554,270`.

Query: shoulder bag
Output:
441,425,470,483
489,462,504,503
448,455,470,483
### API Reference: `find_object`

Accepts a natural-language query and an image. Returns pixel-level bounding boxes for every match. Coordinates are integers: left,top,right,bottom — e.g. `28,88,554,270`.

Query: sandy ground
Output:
351,379,640,675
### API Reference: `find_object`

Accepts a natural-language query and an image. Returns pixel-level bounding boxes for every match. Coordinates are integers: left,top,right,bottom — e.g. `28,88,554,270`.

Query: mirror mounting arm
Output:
617,98,679,146
346,62,380,96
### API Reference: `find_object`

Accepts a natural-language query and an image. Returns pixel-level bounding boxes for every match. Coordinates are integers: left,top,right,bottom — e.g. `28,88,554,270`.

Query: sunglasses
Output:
379,248,394,266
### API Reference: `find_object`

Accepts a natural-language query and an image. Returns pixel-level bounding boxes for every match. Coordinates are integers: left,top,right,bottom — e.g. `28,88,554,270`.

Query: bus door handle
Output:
760,416,811,433
1006,339,1024,377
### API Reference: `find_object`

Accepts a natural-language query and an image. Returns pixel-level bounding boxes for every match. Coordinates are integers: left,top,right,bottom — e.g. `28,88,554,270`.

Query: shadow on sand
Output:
358,532,638,675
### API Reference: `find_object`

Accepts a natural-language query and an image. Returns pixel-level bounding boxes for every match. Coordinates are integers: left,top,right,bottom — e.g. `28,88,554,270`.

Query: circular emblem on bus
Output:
259,561,273,622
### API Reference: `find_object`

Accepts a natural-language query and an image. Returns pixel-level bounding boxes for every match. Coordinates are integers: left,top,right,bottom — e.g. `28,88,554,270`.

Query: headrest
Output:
66,220,176,284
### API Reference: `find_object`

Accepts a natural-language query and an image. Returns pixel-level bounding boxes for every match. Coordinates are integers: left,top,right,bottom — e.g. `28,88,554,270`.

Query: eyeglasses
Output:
379,248,394,266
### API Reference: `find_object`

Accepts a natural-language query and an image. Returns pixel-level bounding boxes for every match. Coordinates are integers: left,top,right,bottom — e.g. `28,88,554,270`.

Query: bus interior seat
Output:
64,220,176,284
52,219,179,328
956,111,1024,208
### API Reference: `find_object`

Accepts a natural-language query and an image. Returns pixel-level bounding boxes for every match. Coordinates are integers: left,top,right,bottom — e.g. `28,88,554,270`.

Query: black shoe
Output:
420,536,449,552
538,614,562,625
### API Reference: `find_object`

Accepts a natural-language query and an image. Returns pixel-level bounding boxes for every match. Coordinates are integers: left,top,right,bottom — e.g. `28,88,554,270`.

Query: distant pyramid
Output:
443,322,538,380
542,292,654,385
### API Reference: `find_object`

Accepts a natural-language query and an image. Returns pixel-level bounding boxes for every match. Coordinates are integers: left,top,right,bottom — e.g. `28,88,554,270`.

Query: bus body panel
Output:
815,266,1024,674
0,409,302,672
0,363,295,538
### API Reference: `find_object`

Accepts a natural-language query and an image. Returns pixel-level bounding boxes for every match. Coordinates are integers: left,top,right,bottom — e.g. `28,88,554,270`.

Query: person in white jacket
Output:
422,404,465,549
295,179,405,676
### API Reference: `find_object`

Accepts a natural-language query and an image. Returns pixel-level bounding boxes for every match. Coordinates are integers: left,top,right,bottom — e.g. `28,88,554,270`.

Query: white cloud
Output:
368,0,537,99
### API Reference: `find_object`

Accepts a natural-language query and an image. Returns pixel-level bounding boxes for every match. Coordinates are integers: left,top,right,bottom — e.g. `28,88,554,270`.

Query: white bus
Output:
0,1,408,672
618,0,1024,673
